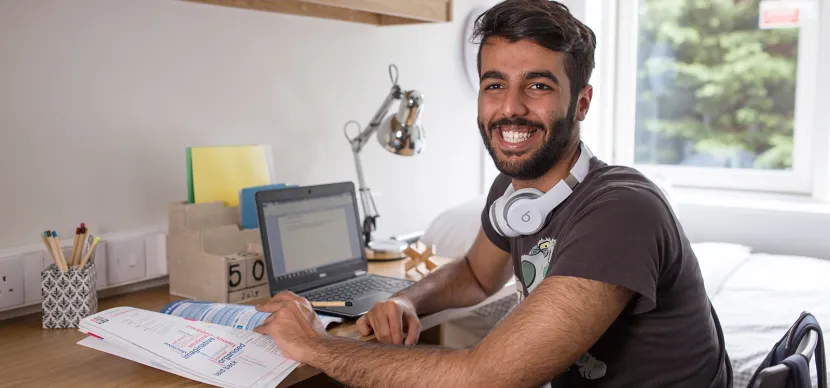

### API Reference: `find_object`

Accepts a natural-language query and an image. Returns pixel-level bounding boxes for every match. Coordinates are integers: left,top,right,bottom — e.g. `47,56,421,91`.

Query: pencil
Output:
41,231,60,268
52,231,68,272
69,227,81,268
77,236,100,269
78,225,88,266
311,301,353,307
45,231,66,272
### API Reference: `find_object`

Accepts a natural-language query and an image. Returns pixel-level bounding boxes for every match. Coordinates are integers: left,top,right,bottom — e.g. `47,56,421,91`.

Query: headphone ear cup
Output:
489,194,519,238
504,188,545,236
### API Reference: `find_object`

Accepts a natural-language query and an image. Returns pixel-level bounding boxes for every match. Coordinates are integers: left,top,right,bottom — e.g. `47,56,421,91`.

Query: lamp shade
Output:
376,90,425,156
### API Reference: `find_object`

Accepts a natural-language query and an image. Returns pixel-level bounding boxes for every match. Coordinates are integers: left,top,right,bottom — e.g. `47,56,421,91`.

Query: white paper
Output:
78,307,299,388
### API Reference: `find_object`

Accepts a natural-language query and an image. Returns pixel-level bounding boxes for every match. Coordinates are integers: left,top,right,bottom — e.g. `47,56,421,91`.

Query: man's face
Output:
477,37,588,180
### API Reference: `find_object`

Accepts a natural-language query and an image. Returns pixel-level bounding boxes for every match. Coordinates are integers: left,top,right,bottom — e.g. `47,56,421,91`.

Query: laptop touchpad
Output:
350,292,394,313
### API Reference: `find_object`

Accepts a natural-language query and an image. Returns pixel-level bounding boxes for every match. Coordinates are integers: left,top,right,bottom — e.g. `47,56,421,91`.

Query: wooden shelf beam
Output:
182,0,452,26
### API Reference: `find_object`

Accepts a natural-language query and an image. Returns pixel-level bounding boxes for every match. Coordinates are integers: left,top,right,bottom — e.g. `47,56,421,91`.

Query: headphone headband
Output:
490,141,594,237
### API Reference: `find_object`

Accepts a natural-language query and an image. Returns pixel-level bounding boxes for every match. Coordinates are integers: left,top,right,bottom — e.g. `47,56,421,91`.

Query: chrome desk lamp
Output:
343,64,425,247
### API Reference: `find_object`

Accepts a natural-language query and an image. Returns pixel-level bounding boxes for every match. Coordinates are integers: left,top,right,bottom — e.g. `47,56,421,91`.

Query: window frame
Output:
609,0,823,195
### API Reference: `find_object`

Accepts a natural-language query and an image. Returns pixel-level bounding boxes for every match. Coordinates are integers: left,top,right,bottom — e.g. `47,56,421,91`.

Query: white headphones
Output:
488,141,595,238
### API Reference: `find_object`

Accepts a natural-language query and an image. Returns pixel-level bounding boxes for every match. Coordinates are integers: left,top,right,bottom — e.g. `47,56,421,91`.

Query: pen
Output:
311,301,353,307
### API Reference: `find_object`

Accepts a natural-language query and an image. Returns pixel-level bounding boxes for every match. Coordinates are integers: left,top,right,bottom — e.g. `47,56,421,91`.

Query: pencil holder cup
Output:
41,261,98,329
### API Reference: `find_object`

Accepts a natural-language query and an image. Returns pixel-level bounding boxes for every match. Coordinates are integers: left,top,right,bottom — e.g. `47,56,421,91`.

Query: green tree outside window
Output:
634,0,799,170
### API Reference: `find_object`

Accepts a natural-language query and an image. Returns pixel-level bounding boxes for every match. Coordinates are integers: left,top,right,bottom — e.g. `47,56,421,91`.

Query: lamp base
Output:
365,239,408,261
365,248,407,261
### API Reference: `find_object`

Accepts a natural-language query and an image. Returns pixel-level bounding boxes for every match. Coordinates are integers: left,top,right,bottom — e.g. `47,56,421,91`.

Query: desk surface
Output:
0,256,513,388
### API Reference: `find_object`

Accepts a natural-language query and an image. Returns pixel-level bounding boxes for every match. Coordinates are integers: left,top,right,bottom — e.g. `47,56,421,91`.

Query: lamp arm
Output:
352,150,378,247
349,84,402,153
344,82,402,247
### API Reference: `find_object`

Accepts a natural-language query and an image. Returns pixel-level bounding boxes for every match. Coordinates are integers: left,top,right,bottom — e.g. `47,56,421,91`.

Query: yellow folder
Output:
189,145,274,207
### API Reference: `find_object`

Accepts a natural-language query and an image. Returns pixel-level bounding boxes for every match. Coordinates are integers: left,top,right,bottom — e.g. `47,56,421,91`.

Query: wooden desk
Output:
0,257,514,388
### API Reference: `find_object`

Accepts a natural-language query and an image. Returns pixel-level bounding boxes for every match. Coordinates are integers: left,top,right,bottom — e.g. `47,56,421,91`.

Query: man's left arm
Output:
255,275,632,388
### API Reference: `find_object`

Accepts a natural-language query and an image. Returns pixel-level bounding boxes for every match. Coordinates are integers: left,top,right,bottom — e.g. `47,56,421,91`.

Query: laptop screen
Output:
260,191,363,279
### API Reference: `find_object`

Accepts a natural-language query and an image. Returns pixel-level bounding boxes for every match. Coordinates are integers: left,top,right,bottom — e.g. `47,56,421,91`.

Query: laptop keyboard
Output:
301,276,413,302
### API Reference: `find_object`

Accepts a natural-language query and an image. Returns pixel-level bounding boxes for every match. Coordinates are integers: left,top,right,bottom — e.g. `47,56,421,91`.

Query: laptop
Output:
254,181,415,319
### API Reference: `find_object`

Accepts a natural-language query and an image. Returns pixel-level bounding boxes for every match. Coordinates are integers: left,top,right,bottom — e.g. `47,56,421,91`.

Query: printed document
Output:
77,301,343,388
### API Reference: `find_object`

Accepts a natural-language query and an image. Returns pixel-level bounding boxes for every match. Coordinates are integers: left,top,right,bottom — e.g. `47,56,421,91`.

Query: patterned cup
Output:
41,261,98,329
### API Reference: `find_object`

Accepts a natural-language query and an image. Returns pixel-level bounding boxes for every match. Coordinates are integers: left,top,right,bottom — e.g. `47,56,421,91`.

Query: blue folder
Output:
239,183,296,229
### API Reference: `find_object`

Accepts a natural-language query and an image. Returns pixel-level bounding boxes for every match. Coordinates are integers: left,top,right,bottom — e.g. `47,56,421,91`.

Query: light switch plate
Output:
145,233,167,279
0,256,25,309
106,236,146,286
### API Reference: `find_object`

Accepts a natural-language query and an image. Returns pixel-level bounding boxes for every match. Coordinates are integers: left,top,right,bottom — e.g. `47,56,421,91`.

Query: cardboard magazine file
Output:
168,200,240,234
167,201,270,304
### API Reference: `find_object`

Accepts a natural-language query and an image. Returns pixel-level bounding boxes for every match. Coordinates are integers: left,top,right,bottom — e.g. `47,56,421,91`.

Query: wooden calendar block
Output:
243,252,268,287
226,254,248,292
226,251,268,291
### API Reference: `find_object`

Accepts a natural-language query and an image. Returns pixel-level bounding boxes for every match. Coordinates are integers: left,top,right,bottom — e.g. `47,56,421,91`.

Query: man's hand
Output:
254,291,328,363
356,297,421,345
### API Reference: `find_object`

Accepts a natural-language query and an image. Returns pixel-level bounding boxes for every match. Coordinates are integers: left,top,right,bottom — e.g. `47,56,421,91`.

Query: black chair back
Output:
748,311,826,388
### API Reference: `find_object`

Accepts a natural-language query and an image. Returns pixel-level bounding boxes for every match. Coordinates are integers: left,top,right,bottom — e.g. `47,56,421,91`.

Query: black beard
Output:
479,102,578,180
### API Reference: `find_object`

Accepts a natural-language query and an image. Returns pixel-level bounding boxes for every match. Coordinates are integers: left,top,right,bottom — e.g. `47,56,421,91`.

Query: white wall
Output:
0,0,490,251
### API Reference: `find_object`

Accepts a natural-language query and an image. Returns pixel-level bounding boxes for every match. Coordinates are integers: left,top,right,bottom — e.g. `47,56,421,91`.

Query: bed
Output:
420,194,830,387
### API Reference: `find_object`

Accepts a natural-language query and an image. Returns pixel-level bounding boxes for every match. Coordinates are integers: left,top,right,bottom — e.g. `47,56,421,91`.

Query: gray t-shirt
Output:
481,157,729,387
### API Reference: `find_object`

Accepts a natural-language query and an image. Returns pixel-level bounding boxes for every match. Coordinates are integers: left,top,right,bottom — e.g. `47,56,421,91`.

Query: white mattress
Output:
422,195,830,386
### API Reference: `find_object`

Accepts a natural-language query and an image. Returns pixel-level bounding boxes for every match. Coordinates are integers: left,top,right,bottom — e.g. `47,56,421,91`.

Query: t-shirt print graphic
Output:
521,237,555,294
518,237,608,383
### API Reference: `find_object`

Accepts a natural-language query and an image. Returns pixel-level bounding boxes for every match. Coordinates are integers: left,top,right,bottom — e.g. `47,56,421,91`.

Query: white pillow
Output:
720,253,830,293
691,242,753,297
420,195,487,259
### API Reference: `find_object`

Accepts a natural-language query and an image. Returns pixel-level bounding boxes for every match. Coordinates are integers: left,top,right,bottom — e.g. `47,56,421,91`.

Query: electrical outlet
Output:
0,256,25,309
106,236,146,286
22,251,45,304
145,233,167,279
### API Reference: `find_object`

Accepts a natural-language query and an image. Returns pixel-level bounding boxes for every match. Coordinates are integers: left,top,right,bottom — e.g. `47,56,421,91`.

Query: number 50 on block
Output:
226,251,269,303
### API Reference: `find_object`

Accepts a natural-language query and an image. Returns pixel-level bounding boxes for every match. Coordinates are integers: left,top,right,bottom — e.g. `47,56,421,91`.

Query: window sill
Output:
669,187,830,215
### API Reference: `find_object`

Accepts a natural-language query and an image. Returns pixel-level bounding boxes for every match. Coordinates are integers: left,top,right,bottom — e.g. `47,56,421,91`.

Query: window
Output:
612,0,823,194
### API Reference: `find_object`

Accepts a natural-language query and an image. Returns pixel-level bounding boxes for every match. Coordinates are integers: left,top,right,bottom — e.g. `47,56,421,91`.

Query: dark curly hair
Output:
472,0,597,99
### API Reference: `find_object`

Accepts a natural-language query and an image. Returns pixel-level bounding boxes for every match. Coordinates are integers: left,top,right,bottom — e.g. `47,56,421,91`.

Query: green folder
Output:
186,147,195,203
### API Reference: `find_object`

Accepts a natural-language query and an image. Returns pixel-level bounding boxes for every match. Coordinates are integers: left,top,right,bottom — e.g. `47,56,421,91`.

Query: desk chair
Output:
748,311,827,388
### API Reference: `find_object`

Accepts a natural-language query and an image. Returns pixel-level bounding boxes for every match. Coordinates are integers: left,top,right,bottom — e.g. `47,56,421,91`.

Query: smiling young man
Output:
253,1,731,387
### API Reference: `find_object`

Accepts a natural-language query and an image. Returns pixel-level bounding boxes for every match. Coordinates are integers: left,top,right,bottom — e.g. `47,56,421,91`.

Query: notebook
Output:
239,184,297,229
186,145,276,207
